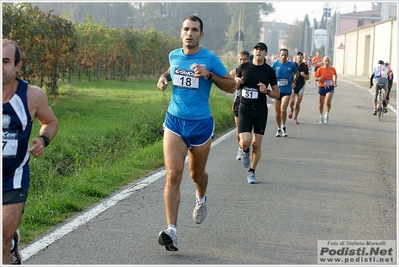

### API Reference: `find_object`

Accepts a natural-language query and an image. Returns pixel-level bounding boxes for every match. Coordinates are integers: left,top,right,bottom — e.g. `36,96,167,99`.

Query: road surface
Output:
21,76,397,265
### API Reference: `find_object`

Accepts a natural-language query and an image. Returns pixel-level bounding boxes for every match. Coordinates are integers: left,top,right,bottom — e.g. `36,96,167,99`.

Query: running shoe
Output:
384,107,388,113
236,147,242,160
293,118,299,124
276,129,282,137
282,126,288,137
11,229,22,264
193,198,207,224
247,171,258,184
319,115,324,124
158,228,178,251
288,109,293,119
324,114,329,123
241,150,250,168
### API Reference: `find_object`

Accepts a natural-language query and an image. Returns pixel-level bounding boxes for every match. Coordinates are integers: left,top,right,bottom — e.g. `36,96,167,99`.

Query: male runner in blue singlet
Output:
272,48,298,137
156,15,235,251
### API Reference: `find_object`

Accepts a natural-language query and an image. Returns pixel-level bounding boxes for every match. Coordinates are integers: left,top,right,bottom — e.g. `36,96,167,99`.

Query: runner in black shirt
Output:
288,51,309,124
235,42,279,184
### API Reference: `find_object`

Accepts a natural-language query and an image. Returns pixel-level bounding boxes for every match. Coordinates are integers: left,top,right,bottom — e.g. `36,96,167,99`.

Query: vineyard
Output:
2,3,181,93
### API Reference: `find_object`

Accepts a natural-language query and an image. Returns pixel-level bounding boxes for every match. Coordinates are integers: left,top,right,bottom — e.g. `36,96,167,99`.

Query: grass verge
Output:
20,77,235,245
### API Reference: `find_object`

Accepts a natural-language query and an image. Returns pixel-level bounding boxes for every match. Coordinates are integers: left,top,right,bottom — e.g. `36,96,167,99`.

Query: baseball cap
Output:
296,51,303,56
385,61,389,65
253,42,268,51
378,60,384,64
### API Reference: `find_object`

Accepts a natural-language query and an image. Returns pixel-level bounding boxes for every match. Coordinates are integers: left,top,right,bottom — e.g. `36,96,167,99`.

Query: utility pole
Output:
324,4,331,56
237,3,244,55
304,18,309,54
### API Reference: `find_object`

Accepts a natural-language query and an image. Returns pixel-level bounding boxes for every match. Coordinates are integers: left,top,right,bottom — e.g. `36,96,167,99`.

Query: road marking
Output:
340,79,397,114
22,84,390,260
21,128,237,261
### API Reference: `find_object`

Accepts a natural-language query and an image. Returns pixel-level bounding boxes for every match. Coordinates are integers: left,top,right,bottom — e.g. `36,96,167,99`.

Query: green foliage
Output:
2,2,281,89
2,3,181,92
2,3,76,93
223,3,275,53
19,78,235,244
32,2,276,56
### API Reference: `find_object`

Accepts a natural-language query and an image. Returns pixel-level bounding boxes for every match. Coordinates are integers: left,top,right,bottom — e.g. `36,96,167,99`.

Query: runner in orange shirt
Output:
314,56,337,124
312,51,323,87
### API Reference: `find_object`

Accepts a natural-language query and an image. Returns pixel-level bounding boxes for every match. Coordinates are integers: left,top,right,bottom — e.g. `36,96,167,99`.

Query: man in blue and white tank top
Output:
156,15,235,252
2,39,59,264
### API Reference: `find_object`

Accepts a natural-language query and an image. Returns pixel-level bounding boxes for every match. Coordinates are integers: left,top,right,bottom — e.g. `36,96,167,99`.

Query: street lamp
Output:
324,6,331,56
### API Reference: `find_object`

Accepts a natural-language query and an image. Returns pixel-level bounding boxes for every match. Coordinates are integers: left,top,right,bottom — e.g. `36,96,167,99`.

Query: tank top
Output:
2,78,32,191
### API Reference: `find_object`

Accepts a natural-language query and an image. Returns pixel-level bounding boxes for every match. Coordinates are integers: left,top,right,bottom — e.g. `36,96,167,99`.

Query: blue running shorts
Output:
277,92,291,101
163,112,214,149
318,86,335,96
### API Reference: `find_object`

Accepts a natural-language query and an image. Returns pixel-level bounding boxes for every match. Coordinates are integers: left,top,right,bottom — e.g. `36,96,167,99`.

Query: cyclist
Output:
384,61,394,113
369,60,389,116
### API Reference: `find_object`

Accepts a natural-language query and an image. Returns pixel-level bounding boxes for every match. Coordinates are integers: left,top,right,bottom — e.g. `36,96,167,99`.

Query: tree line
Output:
32,2,275,55
2,3,181,93
3,2,275,93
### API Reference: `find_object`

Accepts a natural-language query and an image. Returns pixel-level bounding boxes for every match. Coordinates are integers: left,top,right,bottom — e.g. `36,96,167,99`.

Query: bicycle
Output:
376,83,386,121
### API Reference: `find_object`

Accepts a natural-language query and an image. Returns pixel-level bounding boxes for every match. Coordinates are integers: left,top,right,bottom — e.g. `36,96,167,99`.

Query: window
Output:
357,20,364,27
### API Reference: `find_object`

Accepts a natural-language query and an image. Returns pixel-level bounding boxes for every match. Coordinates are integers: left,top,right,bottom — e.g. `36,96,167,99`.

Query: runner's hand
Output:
157,76,168,91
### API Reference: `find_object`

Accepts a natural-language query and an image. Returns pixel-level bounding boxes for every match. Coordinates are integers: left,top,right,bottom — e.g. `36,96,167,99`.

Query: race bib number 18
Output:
173,68,199,90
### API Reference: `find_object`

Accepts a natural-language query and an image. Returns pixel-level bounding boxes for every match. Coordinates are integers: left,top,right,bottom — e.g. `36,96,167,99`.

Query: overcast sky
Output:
264,1,376,24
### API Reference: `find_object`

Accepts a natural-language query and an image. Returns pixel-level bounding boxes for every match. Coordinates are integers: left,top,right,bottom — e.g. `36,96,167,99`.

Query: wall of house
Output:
339,18,379,33
334,18,396,79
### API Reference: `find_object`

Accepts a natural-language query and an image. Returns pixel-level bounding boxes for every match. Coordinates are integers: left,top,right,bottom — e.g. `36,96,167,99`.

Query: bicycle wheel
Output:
377,94,382,121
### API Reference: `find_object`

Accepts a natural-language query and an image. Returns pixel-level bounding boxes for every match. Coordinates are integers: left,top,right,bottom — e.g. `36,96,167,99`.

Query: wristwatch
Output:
266,89,271,95
40,135,50,147
205,71,213,80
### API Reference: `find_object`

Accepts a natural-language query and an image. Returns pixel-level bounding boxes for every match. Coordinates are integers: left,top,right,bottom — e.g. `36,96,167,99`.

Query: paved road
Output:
22,76,396,265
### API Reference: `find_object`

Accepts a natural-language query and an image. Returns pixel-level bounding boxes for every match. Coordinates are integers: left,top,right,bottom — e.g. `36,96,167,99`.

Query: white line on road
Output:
22,81,394,261
340,78,397,114
21,128,237,261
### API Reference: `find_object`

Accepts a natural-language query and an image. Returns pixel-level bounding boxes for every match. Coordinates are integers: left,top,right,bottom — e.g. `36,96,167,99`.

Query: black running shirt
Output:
236,61,277,105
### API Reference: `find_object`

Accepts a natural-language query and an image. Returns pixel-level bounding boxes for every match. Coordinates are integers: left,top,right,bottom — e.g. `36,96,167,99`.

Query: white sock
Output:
10,239,15,251
168,224,177,235
196,191,206,204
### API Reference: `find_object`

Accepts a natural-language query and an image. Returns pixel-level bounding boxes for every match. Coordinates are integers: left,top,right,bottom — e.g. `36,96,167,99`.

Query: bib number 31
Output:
242,87,259,99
